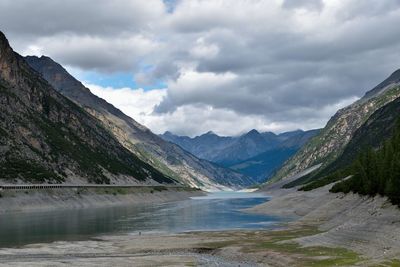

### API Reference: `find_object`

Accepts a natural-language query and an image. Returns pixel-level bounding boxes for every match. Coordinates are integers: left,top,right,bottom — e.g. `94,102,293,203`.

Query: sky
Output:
1,0,400,136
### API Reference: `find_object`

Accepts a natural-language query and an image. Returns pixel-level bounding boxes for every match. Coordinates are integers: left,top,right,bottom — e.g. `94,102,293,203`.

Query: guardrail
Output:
0,184,185,191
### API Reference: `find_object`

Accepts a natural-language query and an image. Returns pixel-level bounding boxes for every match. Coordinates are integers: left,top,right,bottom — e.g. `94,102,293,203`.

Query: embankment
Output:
0,187,204,214
249,183,400,262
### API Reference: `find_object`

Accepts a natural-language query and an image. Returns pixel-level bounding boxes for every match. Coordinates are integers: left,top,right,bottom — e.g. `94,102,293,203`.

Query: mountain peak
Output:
26,55,54,63
162,131,175,137
363,68,400,99
388,69,400,79
0,31,9,49
245,129,260,136
0,31,28,85
206,130,216,135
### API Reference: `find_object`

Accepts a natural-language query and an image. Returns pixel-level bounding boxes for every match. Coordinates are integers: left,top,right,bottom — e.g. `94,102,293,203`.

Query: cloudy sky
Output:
2,0,400,136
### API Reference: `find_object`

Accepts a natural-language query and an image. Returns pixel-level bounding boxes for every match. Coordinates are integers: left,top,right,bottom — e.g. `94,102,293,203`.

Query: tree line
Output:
331,120,400,205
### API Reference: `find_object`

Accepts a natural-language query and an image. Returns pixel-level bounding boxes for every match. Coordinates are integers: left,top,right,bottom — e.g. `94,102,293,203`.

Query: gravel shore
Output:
249,182,400,263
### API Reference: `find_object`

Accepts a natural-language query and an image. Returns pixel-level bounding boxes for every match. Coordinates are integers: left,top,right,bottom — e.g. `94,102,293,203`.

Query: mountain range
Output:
3,26,399,192
160,129,319,183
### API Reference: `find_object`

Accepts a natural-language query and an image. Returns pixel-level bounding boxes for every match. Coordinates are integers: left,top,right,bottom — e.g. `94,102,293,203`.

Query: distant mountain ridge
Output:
160,129,319,182
25,55,253,190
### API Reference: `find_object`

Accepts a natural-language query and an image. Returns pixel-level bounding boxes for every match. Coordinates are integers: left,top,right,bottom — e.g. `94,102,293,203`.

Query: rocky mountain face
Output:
0,31,175,185
270,69,400,183
25,55,253,190
160,129,319,183
327,95,400,174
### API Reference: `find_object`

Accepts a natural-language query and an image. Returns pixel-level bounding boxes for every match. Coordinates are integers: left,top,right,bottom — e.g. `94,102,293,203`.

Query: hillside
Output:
270,70,400,183
330,121,400,204
0,31,175,185
25,55,253,189
296,96,400,191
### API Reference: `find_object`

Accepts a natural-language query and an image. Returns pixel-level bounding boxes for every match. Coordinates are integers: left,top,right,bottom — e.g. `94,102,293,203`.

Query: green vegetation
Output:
0,159,62,182
202,227,361,267
376,259,400,267
37,118,174,184
0,126,8,137
257,227,360,266
331,121,400,205
134,145,183,182
299,169,350,191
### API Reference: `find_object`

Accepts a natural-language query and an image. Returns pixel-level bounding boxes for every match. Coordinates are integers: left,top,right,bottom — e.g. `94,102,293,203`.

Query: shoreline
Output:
0,186,204,214
248,182,400,264
1,184,400,266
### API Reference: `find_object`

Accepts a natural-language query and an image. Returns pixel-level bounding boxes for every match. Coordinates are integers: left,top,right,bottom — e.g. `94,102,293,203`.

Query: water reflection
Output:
0,192,281,247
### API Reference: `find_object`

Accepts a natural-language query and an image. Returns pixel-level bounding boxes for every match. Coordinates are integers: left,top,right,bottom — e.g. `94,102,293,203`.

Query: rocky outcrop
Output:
25,55,253,190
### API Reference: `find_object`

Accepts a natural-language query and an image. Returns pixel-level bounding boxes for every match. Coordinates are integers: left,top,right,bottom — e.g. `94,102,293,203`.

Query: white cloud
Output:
190,38,219,59
85,83,166,122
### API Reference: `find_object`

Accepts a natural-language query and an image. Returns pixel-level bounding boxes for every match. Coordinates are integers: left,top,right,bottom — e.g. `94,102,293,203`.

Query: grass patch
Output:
260,241,360,266
200,227,361,267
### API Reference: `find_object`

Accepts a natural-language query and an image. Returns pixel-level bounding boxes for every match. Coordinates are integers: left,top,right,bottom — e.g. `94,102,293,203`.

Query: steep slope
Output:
161,129,319,182
0,31,175,185
25,55,253,189
320,95,400,177
270,70,400,183
330,115,400,205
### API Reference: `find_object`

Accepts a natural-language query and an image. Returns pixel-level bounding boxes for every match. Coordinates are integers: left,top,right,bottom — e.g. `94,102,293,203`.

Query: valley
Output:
1,1,400,265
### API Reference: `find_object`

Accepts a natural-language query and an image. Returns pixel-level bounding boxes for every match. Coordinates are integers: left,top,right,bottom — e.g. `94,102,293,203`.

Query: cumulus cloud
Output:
86,83,166,120
2,0,400,136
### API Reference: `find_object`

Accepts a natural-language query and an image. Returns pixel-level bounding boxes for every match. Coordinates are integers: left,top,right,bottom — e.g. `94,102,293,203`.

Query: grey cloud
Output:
0,0,164,37
2,0,400,135
282,0,323,10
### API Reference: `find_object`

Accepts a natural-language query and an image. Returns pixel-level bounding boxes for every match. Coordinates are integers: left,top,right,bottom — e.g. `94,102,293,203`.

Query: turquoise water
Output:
0,192,281,247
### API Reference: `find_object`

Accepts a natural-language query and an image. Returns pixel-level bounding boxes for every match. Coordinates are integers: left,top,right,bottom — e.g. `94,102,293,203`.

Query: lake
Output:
0,191,282,247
